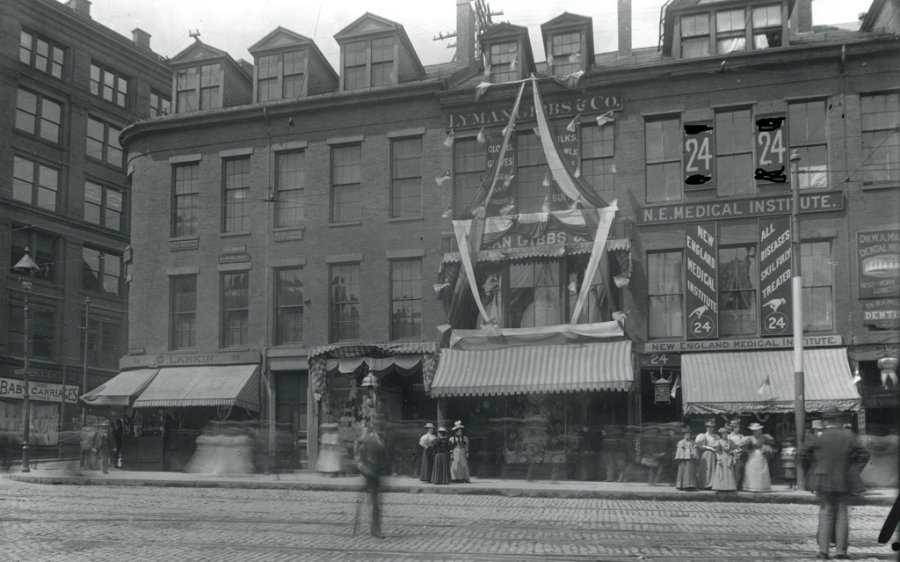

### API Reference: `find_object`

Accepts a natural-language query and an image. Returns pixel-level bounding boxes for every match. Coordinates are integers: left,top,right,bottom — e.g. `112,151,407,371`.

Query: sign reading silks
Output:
759,216,792,336
685,222,719,340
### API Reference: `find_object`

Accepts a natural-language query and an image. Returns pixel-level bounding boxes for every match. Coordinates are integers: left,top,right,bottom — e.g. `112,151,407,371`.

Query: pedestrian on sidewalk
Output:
780,439,797,490
449,421,470,483
741,423,772,492
417,423,437,482
727,420,746,490
431,427,451,485
93,422,115,474
356,421,389,539
712,427,737,493
799,409,870,560
674,427,697,490
694,420,718,490
80,424,95,469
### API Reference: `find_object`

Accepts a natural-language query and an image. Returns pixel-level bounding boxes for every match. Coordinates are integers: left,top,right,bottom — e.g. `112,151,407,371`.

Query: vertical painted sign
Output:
549,125,579,210
759,216,793,336
684,121,715,190
686,222,719,340
857,229,900,299
754,113,788,184
485,135,517,216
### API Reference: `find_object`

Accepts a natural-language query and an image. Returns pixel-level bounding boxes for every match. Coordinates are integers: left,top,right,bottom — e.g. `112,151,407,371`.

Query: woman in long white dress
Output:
711,427,737,492
694,420,718,489
741,422,772,492
449,421,471,483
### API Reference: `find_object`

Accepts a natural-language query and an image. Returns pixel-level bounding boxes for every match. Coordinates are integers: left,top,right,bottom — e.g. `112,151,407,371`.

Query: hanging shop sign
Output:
754,113,788,184
638,191,843,224
0,377,79,403
685,222,719,340
447,92,622,129
759,216,793,336
641,334,842,353
653,376,672,403
120,350,260,369
683,121,715,190
862,299,900,330
857,229,900,299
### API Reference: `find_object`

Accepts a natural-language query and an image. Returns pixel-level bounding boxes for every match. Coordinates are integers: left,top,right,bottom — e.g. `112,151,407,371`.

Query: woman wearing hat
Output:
674,427,698,490
431,426,452,485
449,421,471,483
741,422,772,492
417,423,438,483
694,420,718,489
711,427,737,492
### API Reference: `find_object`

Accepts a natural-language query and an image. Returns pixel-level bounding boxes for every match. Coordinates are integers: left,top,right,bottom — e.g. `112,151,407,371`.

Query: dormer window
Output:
751,5,782,49
549,31,581,76
176,63,222,112
344,36,394,90
680,14,710,59
716,9,746,54
489,42,519,83
257,50,305,101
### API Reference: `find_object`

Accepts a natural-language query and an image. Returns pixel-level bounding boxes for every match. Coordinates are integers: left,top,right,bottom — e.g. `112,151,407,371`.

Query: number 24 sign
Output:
684,122,714,191
755,113,788,184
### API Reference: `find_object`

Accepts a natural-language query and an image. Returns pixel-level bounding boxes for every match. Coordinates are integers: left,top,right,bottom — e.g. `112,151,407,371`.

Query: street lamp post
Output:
790,150,806,492
13,247,41,473
81,297,91,428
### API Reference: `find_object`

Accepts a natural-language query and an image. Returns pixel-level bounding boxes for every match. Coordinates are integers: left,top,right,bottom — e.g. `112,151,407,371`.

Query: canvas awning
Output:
681,348,861,414
132,364,259,411
429,340,633,397
80,368,159,407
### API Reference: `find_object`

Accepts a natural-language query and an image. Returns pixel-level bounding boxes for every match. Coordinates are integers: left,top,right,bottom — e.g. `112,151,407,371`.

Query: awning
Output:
80,368,158,407
429,340,633,397
681,348,861,414
132,364,259,411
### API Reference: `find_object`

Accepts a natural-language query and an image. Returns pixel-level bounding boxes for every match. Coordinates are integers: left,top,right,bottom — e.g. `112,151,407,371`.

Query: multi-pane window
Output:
391,260,422,339
15,88,62,143
149,91,171,117
802,241,833,332
391,137,423,217
275,268,304,345
11,225,57,283
283,50,305,98
86,117,123,167
549,31,581,76
489,42,519,83
330,263,360,342
861,93,900,184
509,261,561,328
718,245,757,336
12,155,58,211
82,247,122,297
170,275,197,350
221,271,249,347
257,51,307,101
331,144,362,222
715,108,753,196
453,138,486,218
516,132,546,213
84,319,121,369
680,14,710,59
8,304,55,358
752,5,783,49
582,124,615,199
716,8,746,54
343,37,394,91
648,251,684,338
19,30,64,79
789,100,828,189
90,63,128,107
176,63,221,112
645,117,682,202
172,163,200,237
275,151,305,227
223,157,251,232
257,54,280,101
84,181,123,231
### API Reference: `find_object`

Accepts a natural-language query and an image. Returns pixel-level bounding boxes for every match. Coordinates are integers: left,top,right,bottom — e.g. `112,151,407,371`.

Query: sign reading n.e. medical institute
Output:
638,192,843,225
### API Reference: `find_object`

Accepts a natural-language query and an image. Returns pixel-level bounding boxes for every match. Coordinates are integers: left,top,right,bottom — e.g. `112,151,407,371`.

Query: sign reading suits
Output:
685,222,719,339
759,216,792,336
485,136,516,216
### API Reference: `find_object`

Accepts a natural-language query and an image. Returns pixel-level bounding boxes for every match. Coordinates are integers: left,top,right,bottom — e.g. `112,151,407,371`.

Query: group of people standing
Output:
674,419,774,493
417,420,470,485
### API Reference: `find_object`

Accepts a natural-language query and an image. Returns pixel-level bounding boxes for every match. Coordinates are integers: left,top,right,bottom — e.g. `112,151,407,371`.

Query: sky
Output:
83,0,871,69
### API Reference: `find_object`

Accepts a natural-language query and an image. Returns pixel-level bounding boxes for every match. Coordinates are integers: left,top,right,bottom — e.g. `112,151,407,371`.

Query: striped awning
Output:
80,368,159,407
132,364,259,411
682,348,861,414
429,341,633,397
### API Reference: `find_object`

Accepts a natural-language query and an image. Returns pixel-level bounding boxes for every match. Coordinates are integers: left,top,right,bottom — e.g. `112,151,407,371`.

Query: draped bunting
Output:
570,201,618,323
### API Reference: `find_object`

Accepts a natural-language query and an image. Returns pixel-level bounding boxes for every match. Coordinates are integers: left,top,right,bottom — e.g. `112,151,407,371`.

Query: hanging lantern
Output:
653,375,671,404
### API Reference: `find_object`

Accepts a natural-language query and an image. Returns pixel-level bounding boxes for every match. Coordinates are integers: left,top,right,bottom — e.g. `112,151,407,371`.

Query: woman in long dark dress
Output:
418,423,437,482
431,427,451,485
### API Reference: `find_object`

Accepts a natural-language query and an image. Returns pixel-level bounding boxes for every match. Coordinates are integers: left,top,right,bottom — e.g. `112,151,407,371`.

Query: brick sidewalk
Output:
6,462,896,506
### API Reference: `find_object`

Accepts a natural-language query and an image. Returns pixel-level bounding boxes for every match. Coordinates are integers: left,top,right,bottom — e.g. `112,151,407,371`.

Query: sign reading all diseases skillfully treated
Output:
759,216,792,336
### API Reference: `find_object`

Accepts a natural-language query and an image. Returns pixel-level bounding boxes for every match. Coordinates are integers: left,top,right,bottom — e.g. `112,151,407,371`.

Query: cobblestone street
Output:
0,476,895,561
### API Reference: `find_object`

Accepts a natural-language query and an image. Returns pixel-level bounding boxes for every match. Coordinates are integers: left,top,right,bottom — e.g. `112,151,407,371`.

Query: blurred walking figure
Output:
799,409,870,560
93,422,115,474
742,423,773,492
356,422,388,539
674,427,697,490
80,425,96,469
316,423,343,476
449,421,470,483
417,423,437,482
780,439,798,490
431,427,451,485
694,420,717,489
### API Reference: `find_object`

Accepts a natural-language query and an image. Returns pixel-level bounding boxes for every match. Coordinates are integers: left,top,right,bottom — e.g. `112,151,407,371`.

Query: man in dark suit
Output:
799,409,870,560
357,419,389,539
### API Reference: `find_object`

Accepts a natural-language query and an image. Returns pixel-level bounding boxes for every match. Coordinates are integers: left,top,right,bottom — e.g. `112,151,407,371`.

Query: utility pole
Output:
790,150,806,492
13,248,40,473
81,297,91,428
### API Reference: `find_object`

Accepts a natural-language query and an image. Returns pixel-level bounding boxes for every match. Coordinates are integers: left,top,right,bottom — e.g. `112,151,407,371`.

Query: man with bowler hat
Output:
799,408,870,560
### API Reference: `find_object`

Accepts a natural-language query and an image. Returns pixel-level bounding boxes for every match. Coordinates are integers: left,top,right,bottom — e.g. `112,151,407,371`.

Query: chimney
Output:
618,0,632,57
66,0,92,18
790,0,813,34
132,28,152,50
456,0,476,67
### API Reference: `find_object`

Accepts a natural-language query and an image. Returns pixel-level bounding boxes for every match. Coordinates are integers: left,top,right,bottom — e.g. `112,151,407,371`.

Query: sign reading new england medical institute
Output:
638,191,844,225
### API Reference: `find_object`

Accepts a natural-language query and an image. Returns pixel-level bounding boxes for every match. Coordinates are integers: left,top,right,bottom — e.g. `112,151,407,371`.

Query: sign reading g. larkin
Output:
119,350,260,369
642,335,842,353
638,191,843,225
447,92,622,130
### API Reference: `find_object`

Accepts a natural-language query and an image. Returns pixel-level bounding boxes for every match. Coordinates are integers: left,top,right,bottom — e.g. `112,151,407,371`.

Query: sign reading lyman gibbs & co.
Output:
642,335,843,353
759,216,792,336
447,92,622,130
685,222,718,340
120,350,260,370
638,191,844,225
